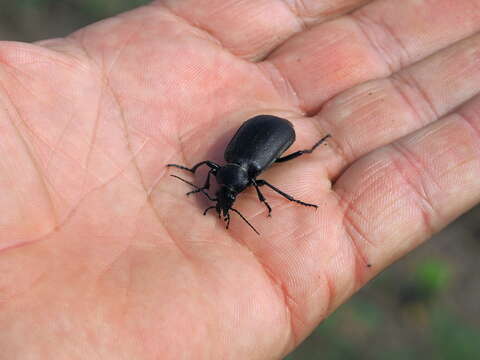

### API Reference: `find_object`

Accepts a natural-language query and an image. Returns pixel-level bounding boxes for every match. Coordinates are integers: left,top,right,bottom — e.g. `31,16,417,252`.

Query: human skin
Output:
0,0,479,358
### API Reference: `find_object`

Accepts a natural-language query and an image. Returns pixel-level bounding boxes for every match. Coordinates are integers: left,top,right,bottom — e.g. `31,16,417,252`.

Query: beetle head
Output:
206,186,258,235
215,186,237,218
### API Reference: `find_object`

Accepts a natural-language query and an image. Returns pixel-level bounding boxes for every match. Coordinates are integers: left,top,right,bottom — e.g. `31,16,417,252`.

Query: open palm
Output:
1,0,479,358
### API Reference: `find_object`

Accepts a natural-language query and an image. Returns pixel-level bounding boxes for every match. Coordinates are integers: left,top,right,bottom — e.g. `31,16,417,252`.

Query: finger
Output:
316,32,480,178
265,0,480,113
157,0,373,60
335,92,480,273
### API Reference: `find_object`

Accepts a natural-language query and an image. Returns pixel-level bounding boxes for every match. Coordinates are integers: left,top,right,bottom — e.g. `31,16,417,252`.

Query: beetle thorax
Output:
215,163,249,193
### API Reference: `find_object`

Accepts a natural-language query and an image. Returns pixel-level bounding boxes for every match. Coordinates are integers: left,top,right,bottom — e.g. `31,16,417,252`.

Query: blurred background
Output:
1,1,479,359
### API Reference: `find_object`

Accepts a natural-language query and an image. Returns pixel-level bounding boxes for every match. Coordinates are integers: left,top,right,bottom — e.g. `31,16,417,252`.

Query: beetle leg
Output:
167,160,220,173
256,179,318,208
252,180,272,217
186,169,214,196
203,206,216,215
170,175,217,202
225,213,231,229
275,134,331,163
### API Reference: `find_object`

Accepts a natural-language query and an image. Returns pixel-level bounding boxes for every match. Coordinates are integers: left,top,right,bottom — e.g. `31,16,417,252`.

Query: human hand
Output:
0,0,479,358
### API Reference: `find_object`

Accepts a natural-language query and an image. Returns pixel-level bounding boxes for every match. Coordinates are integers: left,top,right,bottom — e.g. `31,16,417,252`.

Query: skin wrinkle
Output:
104,23,146,78
277,225,334,321
78,81,103,201
346,14,396,75
104,81,145,187
320,269,336,317
262,60,309,114
93,241,133,303
0,53,123,202
459,108,480,141
15,103,102,191
256,61,305,112
336,220,370,293
0,100,36,214
157,205,196,262
102,80,172,251
42,112,146,200
256,63,303,111
340,194,376,265
97,26,150,192
280,0,308,32
38,94,147,195
388,76,431,127
39,96,122,218
34,37,94,68
0,41,90,74
153,3,225,49
391,140,443,196
249,255,296,350
44,109,77,175
2,130,153,249
393,70,440,121
333,159,391,263
176,123,216,159
0,62,49,105
340,190,376,249
119,102,179,150
388,143,438,238
0,79,58,230
69,27,103,72
351,12,410,73
65,27,148,208
341,216,374,286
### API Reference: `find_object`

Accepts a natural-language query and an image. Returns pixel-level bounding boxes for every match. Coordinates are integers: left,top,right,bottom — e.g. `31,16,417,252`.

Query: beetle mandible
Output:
167,114,331,234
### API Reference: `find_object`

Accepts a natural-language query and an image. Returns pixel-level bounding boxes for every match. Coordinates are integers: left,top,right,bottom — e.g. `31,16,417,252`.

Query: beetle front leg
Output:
275,134,331,163
252,180,272,217
256,179,318,208
167,160,220,173
170,175,217,202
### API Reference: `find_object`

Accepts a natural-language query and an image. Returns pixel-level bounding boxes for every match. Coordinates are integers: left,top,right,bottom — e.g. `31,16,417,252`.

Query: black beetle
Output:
167,115,330,234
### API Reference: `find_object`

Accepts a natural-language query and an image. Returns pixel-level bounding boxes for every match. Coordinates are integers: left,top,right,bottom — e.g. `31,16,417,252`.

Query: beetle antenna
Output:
170,175,217,202
230,208,260,235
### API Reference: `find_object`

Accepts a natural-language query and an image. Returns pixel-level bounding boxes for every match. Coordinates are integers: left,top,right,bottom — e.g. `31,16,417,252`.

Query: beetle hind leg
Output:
275,134,331,163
